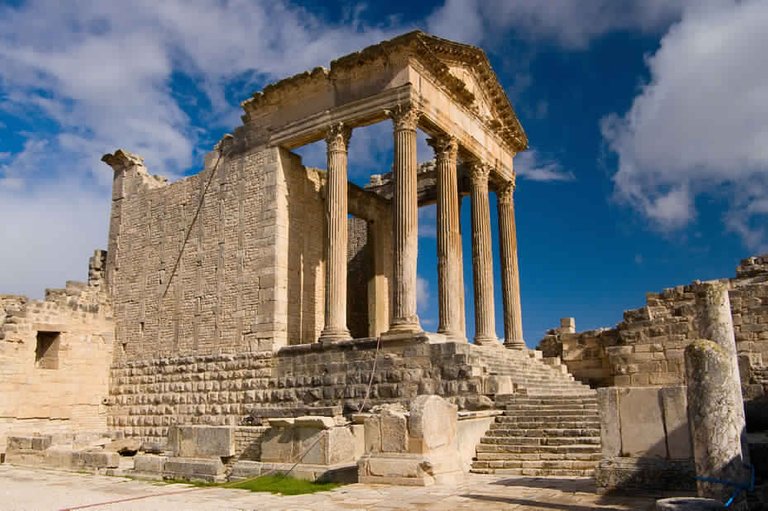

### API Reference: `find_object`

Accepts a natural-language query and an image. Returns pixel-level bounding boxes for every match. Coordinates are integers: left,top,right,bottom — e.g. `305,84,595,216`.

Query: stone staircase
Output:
468,347,601,477
469,344,595,396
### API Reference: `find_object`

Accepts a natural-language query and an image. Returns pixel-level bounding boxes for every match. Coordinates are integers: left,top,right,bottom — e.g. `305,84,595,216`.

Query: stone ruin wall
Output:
539,254,768,392
0,251,114,455
109,146,321,363
106,143,394,442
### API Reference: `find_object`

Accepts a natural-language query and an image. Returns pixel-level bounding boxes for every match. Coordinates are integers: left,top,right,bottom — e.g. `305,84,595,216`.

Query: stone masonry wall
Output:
539,254,768,389
0,251,114,454
107,339,510,443
107,145,327,360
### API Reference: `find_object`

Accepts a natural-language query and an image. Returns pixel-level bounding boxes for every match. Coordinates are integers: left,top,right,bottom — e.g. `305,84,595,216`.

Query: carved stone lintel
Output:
325,122,352,153
387,104,421,132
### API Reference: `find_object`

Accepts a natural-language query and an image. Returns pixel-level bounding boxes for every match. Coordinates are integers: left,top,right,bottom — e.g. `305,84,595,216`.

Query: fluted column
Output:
320,123,352,342
385,104,422,335
428,135,465,340
497,179,525,349
469,162,497,345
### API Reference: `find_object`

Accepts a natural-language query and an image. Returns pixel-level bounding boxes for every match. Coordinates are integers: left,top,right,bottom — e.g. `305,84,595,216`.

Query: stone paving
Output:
0,465,660,510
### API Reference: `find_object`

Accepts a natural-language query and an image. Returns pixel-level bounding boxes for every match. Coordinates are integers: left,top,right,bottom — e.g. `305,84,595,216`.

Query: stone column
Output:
692,280,750,460
320,123,352,342
685,340,749,508
497,179,525,349
469,162,497,345
428,135,465,340
385,104,422,335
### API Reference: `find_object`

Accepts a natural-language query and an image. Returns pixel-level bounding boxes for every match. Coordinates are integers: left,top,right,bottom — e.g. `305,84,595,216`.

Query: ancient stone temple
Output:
3,31,765,502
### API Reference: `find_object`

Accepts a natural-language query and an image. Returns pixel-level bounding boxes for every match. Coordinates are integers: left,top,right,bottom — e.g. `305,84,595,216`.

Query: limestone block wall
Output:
107,145,327,360
0,251,113,454
107,339,505,443
538,254,768,388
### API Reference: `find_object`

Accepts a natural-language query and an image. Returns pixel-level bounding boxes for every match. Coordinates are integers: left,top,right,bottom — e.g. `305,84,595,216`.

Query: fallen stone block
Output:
164,457,225,483
80,450,120,469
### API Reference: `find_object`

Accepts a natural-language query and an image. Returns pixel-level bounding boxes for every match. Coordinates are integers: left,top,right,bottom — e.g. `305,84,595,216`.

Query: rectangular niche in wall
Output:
35,331,61,369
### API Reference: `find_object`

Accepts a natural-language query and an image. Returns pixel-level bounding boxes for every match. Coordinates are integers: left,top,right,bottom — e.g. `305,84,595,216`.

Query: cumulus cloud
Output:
427,0,684,49
602,0,768,250
0,0,406,297
515,150,575,182
416,276,431,311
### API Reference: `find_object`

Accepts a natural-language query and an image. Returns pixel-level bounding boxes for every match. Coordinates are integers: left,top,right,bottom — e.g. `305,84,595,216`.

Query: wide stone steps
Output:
471,391,602,477
494,419,600,428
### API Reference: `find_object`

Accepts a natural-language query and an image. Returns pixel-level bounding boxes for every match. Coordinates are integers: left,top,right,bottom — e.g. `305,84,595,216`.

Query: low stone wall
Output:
0,251,113,454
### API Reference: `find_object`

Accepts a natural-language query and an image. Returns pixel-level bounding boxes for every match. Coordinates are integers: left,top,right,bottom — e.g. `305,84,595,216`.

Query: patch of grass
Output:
225,475,342,495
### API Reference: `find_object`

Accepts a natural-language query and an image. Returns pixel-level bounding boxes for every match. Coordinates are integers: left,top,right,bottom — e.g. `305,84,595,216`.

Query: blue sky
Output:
1,0,767,345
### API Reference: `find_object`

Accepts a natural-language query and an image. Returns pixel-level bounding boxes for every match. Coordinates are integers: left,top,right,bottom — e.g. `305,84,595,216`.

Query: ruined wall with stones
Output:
538,254,768,389
0,251,113,454
107,146,326,362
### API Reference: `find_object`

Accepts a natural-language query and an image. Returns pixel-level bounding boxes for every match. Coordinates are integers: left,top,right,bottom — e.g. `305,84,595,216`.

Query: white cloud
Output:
416,276,431,312
0,0,408,297
418,204,437,239
427,0,684,49
602,0,768,250
515,150,574,182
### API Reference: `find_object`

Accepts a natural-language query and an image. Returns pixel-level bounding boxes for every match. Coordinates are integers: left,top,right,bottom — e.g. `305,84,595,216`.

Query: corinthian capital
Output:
468,161,492,187
387,104,421,131
497,177,516,204
325,122,352,152
427,135,458,163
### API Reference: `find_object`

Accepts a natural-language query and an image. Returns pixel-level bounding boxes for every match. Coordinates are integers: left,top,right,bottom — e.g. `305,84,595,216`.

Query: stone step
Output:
470,466,595,477
480,436,600,446
487,427,600,437
503,409,597,417
471,458,598,470
494,419,600,428
475,447,601,460
475,442,601,454
499,395,597,402
502,403,598,411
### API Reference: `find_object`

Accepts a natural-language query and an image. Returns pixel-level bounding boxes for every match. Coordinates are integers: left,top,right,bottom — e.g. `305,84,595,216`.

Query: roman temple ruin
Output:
1,31,766,506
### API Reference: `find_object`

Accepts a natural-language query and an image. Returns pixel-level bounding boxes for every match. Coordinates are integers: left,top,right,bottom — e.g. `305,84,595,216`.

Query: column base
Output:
318,328,352,344
503,339,526,350
474,335,500,347
383,318,423,339
437,328,468,343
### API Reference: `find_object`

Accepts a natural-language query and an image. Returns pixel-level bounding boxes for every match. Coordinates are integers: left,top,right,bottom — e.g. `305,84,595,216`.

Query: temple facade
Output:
103,30,527,364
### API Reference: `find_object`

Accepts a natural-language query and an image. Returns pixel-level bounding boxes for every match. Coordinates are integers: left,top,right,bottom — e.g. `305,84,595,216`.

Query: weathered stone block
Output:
79,450,120,469
618,387,666,458
164,457,225,482
168,425,234,458
133,454,167,474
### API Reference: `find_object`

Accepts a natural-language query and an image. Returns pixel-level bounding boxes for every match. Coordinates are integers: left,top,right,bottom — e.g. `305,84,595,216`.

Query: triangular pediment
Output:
407,32,527,152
